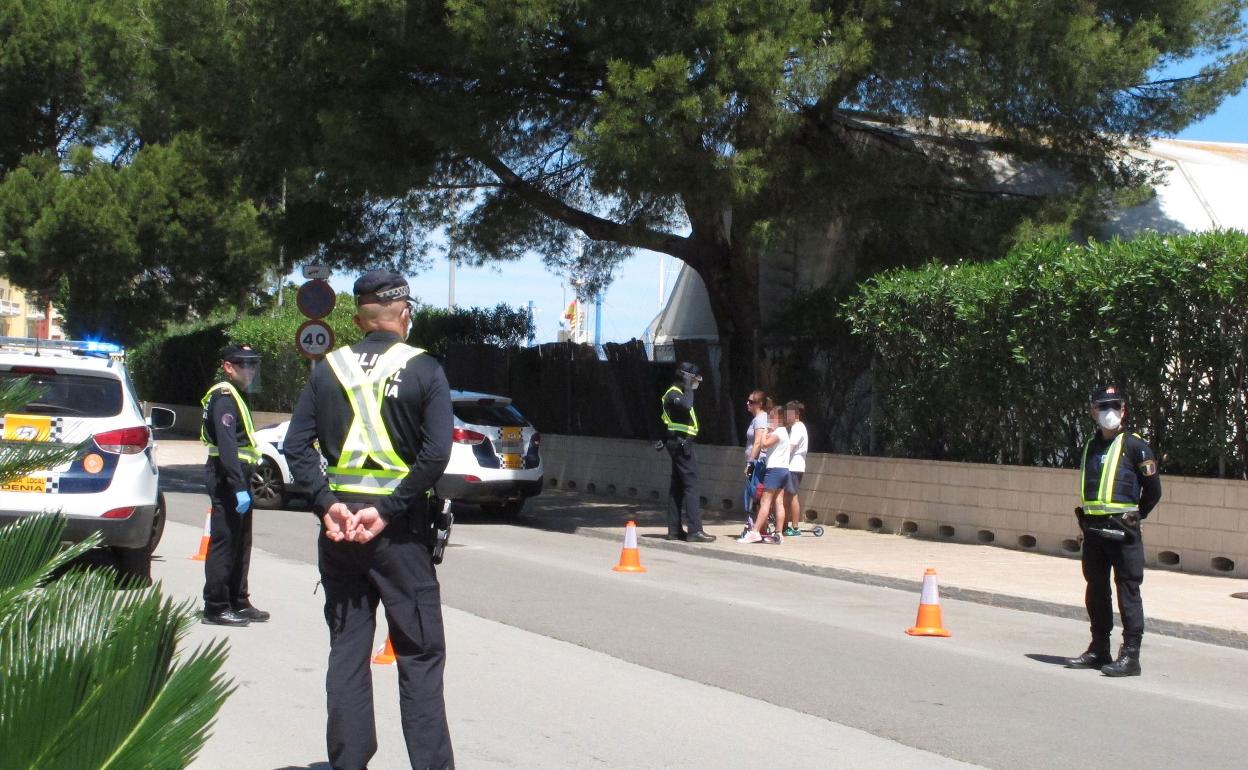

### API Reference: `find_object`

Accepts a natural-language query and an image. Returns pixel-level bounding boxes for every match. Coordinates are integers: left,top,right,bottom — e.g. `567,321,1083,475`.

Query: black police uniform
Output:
201,350,264,623
662,380,710,541
1068,397,1161,676
285,271,454,770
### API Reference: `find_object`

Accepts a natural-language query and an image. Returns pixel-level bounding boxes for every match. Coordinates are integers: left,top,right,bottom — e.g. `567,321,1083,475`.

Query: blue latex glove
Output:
235,490,252,515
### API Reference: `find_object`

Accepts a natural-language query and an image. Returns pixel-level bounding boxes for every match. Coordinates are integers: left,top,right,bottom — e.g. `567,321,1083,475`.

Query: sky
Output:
320,49,1248,346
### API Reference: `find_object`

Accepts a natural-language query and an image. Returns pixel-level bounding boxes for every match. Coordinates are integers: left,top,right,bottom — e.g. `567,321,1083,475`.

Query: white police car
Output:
250,390,542,514
0,338,175,581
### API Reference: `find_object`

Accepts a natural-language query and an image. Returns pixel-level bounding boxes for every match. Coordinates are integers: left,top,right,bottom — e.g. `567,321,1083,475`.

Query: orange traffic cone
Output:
612,520,647,573
189,509,211,561
905,568,952,637
372,636,396,665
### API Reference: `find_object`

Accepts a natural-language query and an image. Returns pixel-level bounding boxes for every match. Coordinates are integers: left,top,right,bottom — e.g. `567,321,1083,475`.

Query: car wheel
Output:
113,494,163,588
250,459,288,509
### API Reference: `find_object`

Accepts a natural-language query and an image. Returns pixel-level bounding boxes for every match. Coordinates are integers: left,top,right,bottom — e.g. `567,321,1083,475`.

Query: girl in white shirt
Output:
782,401,809,537
738,406,790,544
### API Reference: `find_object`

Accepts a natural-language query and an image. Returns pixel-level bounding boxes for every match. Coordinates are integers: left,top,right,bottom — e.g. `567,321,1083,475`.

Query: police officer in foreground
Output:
661,362,716,542
200,343,269,627
1065,384,1162,677
285,270,454,770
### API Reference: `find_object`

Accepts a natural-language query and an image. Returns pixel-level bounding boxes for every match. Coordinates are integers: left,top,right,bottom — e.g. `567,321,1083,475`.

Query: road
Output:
159,490,1248,769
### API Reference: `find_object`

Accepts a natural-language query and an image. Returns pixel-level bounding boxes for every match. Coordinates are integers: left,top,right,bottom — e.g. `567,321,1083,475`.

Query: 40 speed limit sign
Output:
295,319,335,359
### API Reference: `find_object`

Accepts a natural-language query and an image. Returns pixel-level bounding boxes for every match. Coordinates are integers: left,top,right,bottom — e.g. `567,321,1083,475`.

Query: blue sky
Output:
325,53,1248,346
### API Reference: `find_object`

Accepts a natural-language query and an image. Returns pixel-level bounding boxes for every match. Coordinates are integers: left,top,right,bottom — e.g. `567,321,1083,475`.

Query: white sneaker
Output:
737,530,762,544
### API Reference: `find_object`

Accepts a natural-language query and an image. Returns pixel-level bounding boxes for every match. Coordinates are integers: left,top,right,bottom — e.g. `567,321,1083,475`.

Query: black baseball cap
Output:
677,361,702,381
354,270,410,305
222,343,260,363
1090,384,1126,405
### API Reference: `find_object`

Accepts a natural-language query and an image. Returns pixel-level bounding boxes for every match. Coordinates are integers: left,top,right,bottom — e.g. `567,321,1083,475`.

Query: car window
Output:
453,402,530,427
0,371,123,417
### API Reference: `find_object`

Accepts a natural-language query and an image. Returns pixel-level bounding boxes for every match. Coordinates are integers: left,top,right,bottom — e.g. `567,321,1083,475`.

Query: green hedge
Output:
128,295,532,412
844,230,1248,478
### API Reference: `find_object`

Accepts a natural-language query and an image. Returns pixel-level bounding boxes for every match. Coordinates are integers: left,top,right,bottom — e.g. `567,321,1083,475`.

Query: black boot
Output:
1101,643,1142,677
1064,638,1112,669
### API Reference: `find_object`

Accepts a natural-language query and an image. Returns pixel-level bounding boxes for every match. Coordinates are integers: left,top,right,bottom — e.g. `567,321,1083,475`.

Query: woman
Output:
738,406,790,544
782,401,808,537
742,390,773,511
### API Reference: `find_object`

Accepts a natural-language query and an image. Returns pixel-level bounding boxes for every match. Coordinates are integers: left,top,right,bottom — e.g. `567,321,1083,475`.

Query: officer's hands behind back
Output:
323,502,353,542
350,507,387,543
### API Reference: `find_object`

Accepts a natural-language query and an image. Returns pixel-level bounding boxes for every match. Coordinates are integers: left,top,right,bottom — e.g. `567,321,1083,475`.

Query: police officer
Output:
285,270,454,770
200,343,269,627
1065,384,1162,677
661,362,716,543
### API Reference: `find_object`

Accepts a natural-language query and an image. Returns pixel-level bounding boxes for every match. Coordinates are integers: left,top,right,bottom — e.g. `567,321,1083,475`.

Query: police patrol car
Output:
250,390,542,515
0,337,175,580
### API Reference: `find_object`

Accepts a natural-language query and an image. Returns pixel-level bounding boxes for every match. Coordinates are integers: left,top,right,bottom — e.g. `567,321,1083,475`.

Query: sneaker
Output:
737,530,762,544
762,533,782,544
783,526,800,537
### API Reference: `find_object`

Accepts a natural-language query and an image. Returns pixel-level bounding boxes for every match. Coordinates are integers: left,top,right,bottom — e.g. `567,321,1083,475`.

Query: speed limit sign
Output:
295,319,335,359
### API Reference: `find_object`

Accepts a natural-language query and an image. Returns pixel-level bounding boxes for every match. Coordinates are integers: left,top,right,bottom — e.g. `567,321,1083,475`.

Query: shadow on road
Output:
1024,653,1073,666
272,764,330,770
516,488,743,535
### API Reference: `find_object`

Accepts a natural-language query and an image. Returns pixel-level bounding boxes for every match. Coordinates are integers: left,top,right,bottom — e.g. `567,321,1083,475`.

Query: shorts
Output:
784,471,803,495
762,467,790,490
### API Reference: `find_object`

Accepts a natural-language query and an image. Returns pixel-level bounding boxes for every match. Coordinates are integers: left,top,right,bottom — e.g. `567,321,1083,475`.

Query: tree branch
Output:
474,153,692,260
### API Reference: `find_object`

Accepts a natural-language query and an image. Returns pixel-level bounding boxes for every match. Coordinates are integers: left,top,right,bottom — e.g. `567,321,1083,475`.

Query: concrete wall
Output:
541,435,1248,579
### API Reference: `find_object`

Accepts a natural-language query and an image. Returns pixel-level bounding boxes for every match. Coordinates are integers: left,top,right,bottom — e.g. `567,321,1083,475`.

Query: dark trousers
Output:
666,436,703,536
203,466,253,614
320,524,453,770
1081,518,1145,644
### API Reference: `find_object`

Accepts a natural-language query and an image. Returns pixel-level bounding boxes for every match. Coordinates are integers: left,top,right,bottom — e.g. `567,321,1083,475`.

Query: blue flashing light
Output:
82,340,123,354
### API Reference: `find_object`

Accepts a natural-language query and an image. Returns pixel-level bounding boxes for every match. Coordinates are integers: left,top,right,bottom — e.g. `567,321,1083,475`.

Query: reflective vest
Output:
200,381,262,464
1080,432,1140,516
660,385,698,437
323,342,425,495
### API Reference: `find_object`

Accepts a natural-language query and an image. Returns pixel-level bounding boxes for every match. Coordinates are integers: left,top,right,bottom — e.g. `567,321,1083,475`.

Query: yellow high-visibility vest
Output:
660,385,699,436
200,381,262,464
1080,432,1141,516
323,342,425,495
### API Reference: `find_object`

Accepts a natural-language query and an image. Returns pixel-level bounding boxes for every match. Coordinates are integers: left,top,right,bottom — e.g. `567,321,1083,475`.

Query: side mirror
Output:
148,406,177,430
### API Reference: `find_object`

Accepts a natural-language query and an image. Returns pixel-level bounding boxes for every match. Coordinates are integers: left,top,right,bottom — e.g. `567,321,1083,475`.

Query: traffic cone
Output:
612,520,647,573
905,568,952,637
189,509,211,561
372,636,396,665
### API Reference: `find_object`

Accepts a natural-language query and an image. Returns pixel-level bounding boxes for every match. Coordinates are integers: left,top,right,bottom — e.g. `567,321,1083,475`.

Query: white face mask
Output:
1096,408,1123,431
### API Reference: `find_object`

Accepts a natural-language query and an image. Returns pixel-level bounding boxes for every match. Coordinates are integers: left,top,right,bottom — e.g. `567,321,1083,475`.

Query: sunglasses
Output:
1095,401,1123,411
746,399,761,405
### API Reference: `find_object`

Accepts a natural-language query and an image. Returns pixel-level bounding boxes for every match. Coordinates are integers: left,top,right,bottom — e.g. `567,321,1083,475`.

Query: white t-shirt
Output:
745,411,770,461
765,426,790,469
788,421,808,473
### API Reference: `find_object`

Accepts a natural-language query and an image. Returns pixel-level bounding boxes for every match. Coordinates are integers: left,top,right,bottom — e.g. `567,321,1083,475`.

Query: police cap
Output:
1090,384,1126,405
677,361,702,381
354,270,410,305
221,343,261,364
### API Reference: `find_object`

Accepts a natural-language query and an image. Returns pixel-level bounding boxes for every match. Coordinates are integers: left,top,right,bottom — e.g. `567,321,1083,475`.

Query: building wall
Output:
0,277,64,339
541,434,1248,579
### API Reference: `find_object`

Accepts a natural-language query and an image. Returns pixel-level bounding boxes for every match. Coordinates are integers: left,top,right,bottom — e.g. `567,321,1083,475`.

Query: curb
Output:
553,520,1248,652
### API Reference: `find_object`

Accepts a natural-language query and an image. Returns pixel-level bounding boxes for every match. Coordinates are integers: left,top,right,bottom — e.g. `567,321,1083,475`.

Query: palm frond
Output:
0,514,99,623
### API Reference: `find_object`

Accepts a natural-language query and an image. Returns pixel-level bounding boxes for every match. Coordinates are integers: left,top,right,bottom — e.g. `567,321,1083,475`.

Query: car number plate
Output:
500,454,523,470
0,476,46,493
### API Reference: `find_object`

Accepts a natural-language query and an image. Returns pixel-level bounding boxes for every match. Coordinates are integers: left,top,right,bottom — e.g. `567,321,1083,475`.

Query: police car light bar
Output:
0,336,125,359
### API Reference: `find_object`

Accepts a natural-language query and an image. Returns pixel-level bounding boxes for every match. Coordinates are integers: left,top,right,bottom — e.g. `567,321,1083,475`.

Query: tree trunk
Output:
687,236,762,447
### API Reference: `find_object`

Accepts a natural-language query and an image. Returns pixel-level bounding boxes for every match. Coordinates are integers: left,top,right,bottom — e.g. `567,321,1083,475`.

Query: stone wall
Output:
541,434,1248,579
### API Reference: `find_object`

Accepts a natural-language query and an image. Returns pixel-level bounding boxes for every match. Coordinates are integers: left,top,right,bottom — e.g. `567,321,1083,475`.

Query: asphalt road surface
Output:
161,490,1248,769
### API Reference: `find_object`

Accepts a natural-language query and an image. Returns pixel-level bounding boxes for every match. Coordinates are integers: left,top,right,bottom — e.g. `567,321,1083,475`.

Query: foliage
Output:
0,516,233,770
0,373,233,769
0,137,273,345
135,0,1248,411
843,230,1248,478
0,0,153,174
128,291,535,411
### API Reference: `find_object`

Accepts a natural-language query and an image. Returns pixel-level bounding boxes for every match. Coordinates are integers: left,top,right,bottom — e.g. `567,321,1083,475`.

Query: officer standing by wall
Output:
661,362,716,543
285,270,454,770
200,343,269,627
1065,384,1162,677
